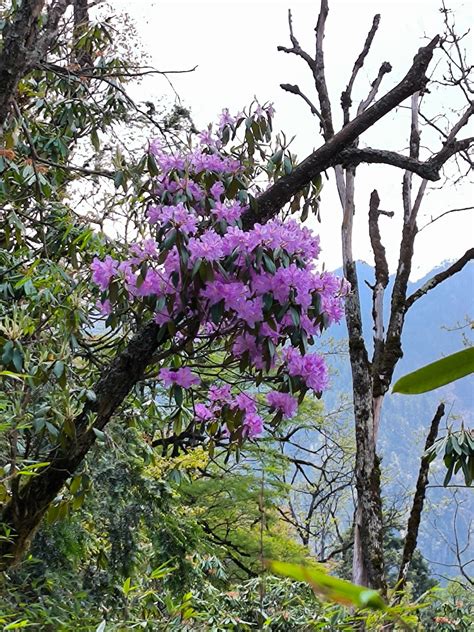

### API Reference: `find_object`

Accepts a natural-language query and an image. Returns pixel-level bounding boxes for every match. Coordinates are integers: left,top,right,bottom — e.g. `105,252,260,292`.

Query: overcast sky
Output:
113,0,473,280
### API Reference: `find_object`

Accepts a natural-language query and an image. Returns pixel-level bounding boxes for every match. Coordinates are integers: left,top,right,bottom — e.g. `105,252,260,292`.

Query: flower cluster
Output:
91,104,349,440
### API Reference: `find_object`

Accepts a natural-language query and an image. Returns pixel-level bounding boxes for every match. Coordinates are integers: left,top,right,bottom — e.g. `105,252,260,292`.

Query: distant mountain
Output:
323,260,474,579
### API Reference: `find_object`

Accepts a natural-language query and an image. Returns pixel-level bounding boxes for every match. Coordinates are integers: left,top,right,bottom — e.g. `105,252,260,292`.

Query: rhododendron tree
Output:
91,104,348,442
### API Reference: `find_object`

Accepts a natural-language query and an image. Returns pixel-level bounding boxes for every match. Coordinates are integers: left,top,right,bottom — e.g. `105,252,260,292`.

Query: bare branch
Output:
405,249,474,309
314,0,334,139
419,205,474,232
248,36,439,226
277,3,334,138
337,146,442,179
357,62,392,115
341,14,381,125
368,190,390,371
395,403,445,596
280,83,323,123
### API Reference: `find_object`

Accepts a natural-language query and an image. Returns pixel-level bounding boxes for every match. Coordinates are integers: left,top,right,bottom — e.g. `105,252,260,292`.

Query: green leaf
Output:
91,128,101,151
149,561,177,580
53,360,64,378
147,152,159,176
392,348,474,395
12,348,23,372
262,253,276,274
0,370,31,381
267,560,385,611
113,170,124,189
122,576,137,595
4,620,30,630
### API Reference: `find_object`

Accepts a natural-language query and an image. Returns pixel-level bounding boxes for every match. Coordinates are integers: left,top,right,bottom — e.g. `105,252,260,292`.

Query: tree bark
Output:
395,403,445,595
0,0,45,126
0,322,161,569
342,172,386,592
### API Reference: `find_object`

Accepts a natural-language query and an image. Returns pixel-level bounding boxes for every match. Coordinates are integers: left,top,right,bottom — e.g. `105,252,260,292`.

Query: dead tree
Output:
276,1,473,590
0,0,473,571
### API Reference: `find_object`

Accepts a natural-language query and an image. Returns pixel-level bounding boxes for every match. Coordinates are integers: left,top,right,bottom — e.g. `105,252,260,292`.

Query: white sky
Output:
113,0,473,280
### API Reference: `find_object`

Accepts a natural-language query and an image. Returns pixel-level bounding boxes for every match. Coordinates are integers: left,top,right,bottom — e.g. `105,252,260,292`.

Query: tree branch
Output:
368,190,390,372
280,83,323,123
246,36,439,227
395,403,445,595
405,248,474,309
341,14,381,125
336,146,443,179
419,205,474,232
314,0,334,139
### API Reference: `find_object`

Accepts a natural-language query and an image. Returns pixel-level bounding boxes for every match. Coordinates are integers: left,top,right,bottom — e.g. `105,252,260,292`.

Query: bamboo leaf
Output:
267,560,385,610
392,348,474,395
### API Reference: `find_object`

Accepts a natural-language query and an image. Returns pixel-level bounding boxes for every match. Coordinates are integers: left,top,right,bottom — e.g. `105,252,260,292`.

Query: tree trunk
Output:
0,322,161,570
345,261,386,592
342,171,386,592
395,403,444,595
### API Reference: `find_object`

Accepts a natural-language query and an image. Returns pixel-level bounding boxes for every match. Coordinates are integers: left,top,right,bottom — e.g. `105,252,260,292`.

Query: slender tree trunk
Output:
395,403,444,596
342,170,386,592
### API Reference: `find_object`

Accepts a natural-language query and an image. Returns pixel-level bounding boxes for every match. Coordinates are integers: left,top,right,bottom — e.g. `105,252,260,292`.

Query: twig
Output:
341,14,381,125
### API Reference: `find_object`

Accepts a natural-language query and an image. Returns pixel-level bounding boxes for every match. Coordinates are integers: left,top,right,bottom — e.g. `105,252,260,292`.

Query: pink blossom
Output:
96,299,112,316
243,412,264,437
209,384,232,402
159,367,200,388
267,391,298,419
91,256,118,291
195,403,213,421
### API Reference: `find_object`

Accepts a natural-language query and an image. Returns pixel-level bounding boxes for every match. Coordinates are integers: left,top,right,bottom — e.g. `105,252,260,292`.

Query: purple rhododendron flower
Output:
92,108,349,447
243,412,264,437
209,384,232,401
210,181,225,200
198,128,222,149
265,103,275,118
188,231,224,263
148,203,198,235
129,239,158,264
91,255,118,291
153,310,170,325
283,348,328,393
212,200,245,223
96,299,112,316
159,367,200,388
234,392,257,414
218,108,235,130
266,391,298,419
195,403,213,421
135,268,165,297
